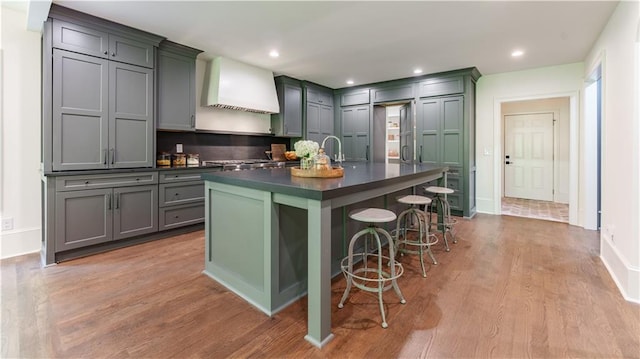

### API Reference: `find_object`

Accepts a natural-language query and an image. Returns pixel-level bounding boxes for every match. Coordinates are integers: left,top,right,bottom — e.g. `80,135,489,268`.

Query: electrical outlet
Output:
2,218,14,231
176,144,183,153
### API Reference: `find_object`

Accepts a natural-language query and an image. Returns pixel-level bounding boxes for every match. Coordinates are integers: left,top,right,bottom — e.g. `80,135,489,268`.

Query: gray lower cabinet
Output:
157,41,202,131
55,183,157,251
52,49,153,170
271,76,302,137
341,105,370,161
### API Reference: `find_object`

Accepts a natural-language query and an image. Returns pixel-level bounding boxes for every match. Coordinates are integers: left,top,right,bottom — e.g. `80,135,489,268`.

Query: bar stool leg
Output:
376,227,405,304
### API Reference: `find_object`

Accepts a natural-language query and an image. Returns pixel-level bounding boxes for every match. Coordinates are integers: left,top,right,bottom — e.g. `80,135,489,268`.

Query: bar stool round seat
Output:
393,195,439,277
338,208,406,328
424,186,457,251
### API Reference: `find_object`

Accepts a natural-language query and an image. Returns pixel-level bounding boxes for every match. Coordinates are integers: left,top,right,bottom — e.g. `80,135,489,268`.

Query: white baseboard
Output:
476,197,497,214
600,234,640,304
0,227,41,259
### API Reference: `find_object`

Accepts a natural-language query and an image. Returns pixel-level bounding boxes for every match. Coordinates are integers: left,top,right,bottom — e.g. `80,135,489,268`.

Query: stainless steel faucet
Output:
321,135,344,167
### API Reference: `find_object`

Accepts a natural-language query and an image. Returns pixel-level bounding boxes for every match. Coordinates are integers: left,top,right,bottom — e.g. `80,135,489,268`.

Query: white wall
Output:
501,97,571,204
475,63,584,217
0,5,42,258
584,1,639,303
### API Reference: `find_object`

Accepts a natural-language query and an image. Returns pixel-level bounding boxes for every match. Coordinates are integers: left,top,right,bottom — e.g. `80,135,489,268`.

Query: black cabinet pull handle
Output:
110,148,115,165
365,145,369,161
103,149,107,165
419,145,423,163
111,52,115,57
107,193,111,210
115,193,120,209
103,51,108,55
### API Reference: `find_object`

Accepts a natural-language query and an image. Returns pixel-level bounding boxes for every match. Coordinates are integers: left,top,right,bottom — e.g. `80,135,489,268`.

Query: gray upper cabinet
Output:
342,105,370,161
109,61,154,168
53,19,155,68
52,49,153,170
52,50,109,171
416,96,463,167
418,76,464,98
305,84,334,156
157,41,202,131
271,76,302,137
45,6,163,172
370,83,415,103
341,88,370,106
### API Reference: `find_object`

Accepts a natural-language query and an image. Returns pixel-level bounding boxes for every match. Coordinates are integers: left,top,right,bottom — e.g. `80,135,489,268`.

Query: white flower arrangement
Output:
294,140,320,159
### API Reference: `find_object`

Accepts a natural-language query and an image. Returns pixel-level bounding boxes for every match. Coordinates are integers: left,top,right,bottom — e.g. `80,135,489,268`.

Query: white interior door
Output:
504,113,554,201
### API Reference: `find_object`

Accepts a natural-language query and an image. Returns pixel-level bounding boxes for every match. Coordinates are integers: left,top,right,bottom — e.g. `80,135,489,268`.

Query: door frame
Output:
493,92,579,226
503,111,557,201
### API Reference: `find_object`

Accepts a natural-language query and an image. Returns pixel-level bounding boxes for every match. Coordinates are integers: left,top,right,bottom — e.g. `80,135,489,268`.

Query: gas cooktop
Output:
201,159,286,171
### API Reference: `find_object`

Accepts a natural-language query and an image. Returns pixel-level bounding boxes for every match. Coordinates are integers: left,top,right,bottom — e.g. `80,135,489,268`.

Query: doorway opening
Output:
501,97,570,223
372,101,414,164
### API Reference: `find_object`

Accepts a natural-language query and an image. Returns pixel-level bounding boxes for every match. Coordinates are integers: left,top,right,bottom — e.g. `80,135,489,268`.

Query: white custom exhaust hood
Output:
204,56,280,114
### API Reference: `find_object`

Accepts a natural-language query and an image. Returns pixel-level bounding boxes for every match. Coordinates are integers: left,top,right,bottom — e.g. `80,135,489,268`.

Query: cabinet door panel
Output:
52,20,108,59
442,97,463,166
283,84,302,136
158,51,195,130
416,99,440,164
109,62,154,168
307,102,320,133
55,188,112,251
109,34,155,68
342,106,369,161
113,185,157,240
53,50,109,170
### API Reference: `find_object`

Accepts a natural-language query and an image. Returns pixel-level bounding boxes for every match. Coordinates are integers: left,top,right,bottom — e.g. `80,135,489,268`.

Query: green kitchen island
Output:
201,162,447,347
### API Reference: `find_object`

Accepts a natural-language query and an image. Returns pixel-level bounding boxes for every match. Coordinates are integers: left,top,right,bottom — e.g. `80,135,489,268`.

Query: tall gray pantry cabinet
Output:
41,5,167,265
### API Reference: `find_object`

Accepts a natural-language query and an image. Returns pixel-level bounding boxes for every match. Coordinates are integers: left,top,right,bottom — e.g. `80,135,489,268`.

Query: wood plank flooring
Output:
2,214,639,358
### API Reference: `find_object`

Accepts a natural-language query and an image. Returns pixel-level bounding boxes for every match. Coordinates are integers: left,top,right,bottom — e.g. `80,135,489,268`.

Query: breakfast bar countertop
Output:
200,161,449,200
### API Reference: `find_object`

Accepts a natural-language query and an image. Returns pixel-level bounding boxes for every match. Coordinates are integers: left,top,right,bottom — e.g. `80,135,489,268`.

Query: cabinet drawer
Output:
445,192,462,211
419,77,463,98
159,203,204,230
306,87,333,106
56,172,157,191
445,176,461,191
159,170,212,183
341,89,370,106
159,181,204,207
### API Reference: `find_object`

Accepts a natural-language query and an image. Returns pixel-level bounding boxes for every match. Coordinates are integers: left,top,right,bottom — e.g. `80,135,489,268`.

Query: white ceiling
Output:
49,0,618,89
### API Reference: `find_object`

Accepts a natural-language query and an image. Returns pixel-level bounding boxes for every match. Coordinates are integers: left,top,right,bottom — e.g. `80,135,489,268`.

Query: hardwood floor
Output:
2,214,639,358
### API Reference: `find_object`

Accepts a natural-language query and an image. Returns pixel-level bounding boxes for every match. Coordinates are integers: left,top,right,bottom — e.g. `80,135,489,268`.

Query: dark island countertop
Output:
201,162,448,201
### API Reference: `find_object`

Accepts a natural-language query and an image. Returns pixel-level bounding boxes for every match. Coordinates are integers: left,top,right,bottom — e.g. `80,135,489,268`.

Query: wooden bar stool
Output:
424,186,457,252
338,208,406,328
393,195,439,277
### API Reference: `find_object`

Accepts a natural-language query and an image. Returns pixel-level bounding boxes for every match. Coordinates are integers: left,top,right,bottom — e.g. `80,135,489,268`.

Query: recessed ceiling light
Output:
346,79,354,85
511,50,524,57
269,50,279,58
413,68,423,74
